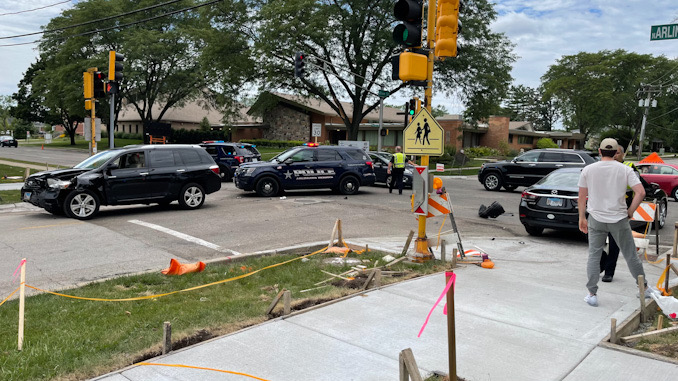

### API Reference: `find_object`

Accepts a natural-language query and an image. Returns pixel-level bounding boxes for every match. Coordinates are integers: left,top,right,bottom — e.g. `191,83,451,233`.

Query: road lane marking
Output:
19,222,83,230
128,219,241,255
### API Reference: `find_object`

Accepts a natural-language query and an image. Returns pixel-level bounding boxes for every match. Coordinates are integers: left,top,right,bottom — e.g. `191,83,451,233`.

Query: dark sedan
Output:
0,135,18,147
519,168,668,236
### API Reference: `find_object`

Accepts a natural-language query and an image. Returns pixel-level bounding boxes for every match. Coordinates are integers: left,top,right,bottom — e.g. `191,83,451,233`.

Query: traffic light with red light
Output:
294,52,305,78
93,71,106,98
435,0,461,58
393,0,423,47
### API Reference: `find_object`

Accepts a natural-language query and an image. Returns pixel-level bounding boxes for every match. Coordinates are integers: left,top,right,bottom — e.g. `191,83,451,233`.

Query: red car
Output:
636,163,678,201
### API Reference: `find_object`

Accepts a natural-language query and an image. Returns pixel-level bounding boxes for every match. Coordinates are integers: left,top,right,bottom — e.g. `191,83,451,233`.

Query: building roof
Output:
118,99,262,126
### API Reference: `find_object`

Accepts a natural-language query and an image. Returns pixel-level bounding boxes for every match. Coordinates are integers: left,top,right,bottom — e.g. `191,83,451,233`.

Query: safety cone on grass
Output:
41,144,44,150
161,258,206,275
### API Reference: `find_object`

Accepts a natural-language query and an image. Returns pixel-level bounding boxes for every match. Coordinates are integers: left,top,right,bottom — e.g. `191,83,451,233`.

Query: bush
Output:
444,145,456,156
463,146,499,159
536,138,559,149
240,138,306,148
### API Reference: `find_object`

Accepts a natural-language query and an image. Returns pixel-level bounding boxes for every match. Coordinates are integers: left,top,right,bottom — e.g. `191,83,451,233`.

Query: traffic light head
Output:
83,72,93,99
393,0,423,47
409,98,417,115
435,0,461,58
108,50,125,82
93,71,106,98
294,52,306,78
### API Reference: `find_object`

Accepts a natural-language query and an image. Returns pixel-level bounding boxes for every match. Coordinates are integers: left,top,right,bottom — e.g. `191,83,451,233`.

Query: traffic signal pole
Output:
414,0,437,259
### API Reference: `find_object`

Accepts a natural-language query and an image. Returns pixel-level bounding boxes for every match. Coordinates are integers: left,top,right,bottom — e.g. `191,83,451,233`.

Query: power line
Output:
649,105,678,122
0,0,221,48
0,0,187,40
0,0,71,17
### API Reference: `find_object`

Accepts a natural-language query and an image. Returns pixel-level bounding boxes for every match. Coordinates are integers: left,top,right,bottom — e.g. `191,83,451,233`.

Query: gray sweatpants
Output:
586,216,646,295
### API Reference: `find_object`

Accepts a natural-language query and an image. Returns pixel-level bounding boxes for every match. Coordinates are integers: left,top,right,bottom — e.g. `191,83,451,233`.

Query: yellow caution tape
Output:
24,248,326,303
0,286,20,307
137,362,269,380
656,265,674,296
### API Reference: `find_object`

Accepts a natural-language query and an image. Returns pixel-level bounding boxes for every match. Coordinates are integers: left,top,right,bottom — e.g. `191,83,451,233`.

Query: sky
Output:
0,0,677,113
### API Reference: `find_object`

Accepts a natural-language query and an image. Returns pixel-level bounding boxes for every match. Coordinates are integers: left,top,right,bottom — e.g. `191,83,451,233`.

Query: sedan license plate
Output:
23,192,31,201
546,197,563,207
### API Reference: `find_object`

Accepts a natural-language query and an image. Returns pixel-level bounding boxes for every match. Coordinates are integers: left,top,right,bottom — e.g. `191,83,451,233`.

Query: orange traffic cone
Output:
41,144,44,150
161,258,206,275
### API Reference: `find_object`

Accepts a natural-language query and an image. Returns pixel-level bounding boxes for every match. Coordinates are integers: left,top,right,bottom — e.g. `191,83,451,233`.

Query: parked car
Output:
368,152,414,189
21,145,221,220
478,149,597,191
0,135,18,147
519,167,668,236
234,144,375,196
636,163,678,201
200,141,262,182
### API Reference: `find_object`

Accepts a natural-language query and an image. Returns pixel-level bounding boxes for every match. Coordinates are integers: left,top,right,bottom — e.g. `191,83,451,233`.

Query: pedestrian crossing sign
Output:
403,108,444,156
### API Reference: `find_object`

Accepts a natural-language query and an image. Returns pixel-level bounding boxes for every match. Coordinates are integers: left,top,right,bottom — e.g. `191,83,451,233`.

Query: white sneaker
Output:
585,294,598,307
637,287,655,299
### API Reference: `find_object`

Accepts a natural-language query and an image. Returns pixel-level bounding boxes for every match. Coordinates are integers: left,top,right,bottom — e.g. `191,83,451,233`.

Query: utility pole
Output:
636,84,661,160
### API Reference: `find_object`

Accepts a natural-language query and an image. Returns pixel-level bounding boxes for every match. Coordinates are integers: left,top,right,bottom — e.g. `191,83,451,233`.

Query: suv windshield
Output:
271,147,303,163
74,150,120,169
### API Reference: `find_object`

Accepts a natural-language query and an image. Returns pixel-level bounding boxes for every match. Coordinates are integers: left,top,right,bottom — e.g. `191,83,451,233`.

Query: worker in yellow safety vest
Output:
387,146,414,195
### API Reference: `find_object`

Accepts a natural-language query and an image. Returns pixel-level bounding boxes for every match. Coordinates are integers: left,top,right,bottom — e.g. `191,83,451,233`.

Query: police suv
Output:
234,144,375,196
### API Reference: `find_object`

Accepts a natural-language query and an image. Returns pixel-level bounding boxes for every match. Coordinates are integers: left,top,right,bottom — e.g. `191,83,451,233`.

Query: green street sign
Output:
651,24,678,41
378,90,390,98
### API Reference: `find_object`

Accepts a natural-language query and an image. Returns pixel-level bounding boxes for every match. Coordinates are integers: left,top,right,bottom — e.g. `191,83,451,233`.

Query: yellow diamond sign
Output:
403,108,444,156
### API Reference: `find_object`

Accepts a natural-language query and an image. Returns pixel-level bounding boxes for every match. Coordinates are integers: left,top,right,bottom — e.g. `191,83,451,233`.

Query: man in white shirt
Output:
578,138,646,307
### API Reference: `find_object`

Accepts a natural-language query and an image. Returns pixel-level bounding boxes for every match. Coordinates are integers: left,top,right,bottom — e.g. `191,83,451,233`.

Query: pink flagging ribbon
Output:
418,272,456,338
12,259,26,283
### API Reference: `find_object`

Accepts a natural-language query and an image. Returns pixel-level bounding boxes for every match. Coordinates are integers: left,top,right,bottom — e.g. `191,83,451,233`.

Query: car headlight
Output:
47,178,71,189
241,167,256,176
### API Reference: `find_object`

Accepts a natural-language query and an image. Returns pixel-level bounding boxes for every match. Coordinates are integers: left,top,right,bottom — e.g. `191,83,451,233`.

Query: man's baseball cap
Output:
599,138,619,151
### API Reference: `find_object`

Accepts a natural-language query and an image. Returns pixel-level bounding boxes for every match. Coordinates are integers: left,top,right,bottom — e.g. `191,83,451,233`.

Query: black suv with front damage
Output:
22,145,221,220
234,144,375,196
478,148,597,191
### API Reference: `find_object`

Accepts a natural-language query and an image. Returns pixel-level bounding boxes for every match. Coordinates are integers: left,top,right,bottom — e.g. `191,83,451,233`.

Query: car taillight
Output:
210,165,220,175
235,156,244,163
521,190,537,201
366,161,373,168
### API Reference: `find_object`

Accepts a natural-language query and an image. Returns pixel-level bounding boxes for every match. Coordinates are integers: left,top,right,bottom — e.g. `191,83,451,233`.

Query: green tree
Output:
199,116,211,131
252,0,515,140
541,50,657,141
536,137,558,149
0,96,14,133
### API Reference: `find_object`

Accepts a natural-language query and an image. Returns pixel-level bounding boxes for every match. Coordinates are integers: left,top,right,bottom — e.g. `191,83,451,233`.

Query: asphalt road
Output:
2,146,678,296
0,145,88,167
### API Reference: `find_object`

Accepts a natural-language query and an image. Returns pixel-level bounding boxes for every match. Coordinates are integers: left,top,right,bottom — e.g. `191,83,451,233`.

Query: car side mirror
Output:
106,163,119,174
284,158,294,165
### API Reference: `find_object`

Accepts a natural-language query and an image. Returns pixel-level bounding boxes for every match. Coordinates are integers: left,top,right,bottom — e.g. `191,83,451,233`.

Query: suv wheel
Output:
524,225,544,236
672,187,678,202
178,183,205,209
482,173,502,191
64,190,100,220
386,175,393,187
256,177,280,197
339,175,360,195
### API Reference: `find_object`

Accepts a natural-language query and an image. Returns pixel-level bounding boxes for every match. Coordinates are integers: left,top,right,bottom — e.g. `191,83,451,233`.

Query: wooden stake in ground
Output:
327,219,344,248
666,254,671,294
620,326,678,343
265,289,286,316
657,315,664,331
673,222,678,259
162,321,172,355
446,271,457,381
18,258,26,351
398,348,423,381
638,275,647,323
610,318,617,344
24,167,30,180
283,290,291,316
401,230,415,257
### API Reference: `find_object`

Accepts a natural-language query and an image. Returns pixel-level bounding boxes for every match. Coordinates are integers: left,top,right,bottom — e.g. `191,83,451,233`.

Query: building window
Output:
508,134,513,143
136,124,139,134
518,136,533,144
